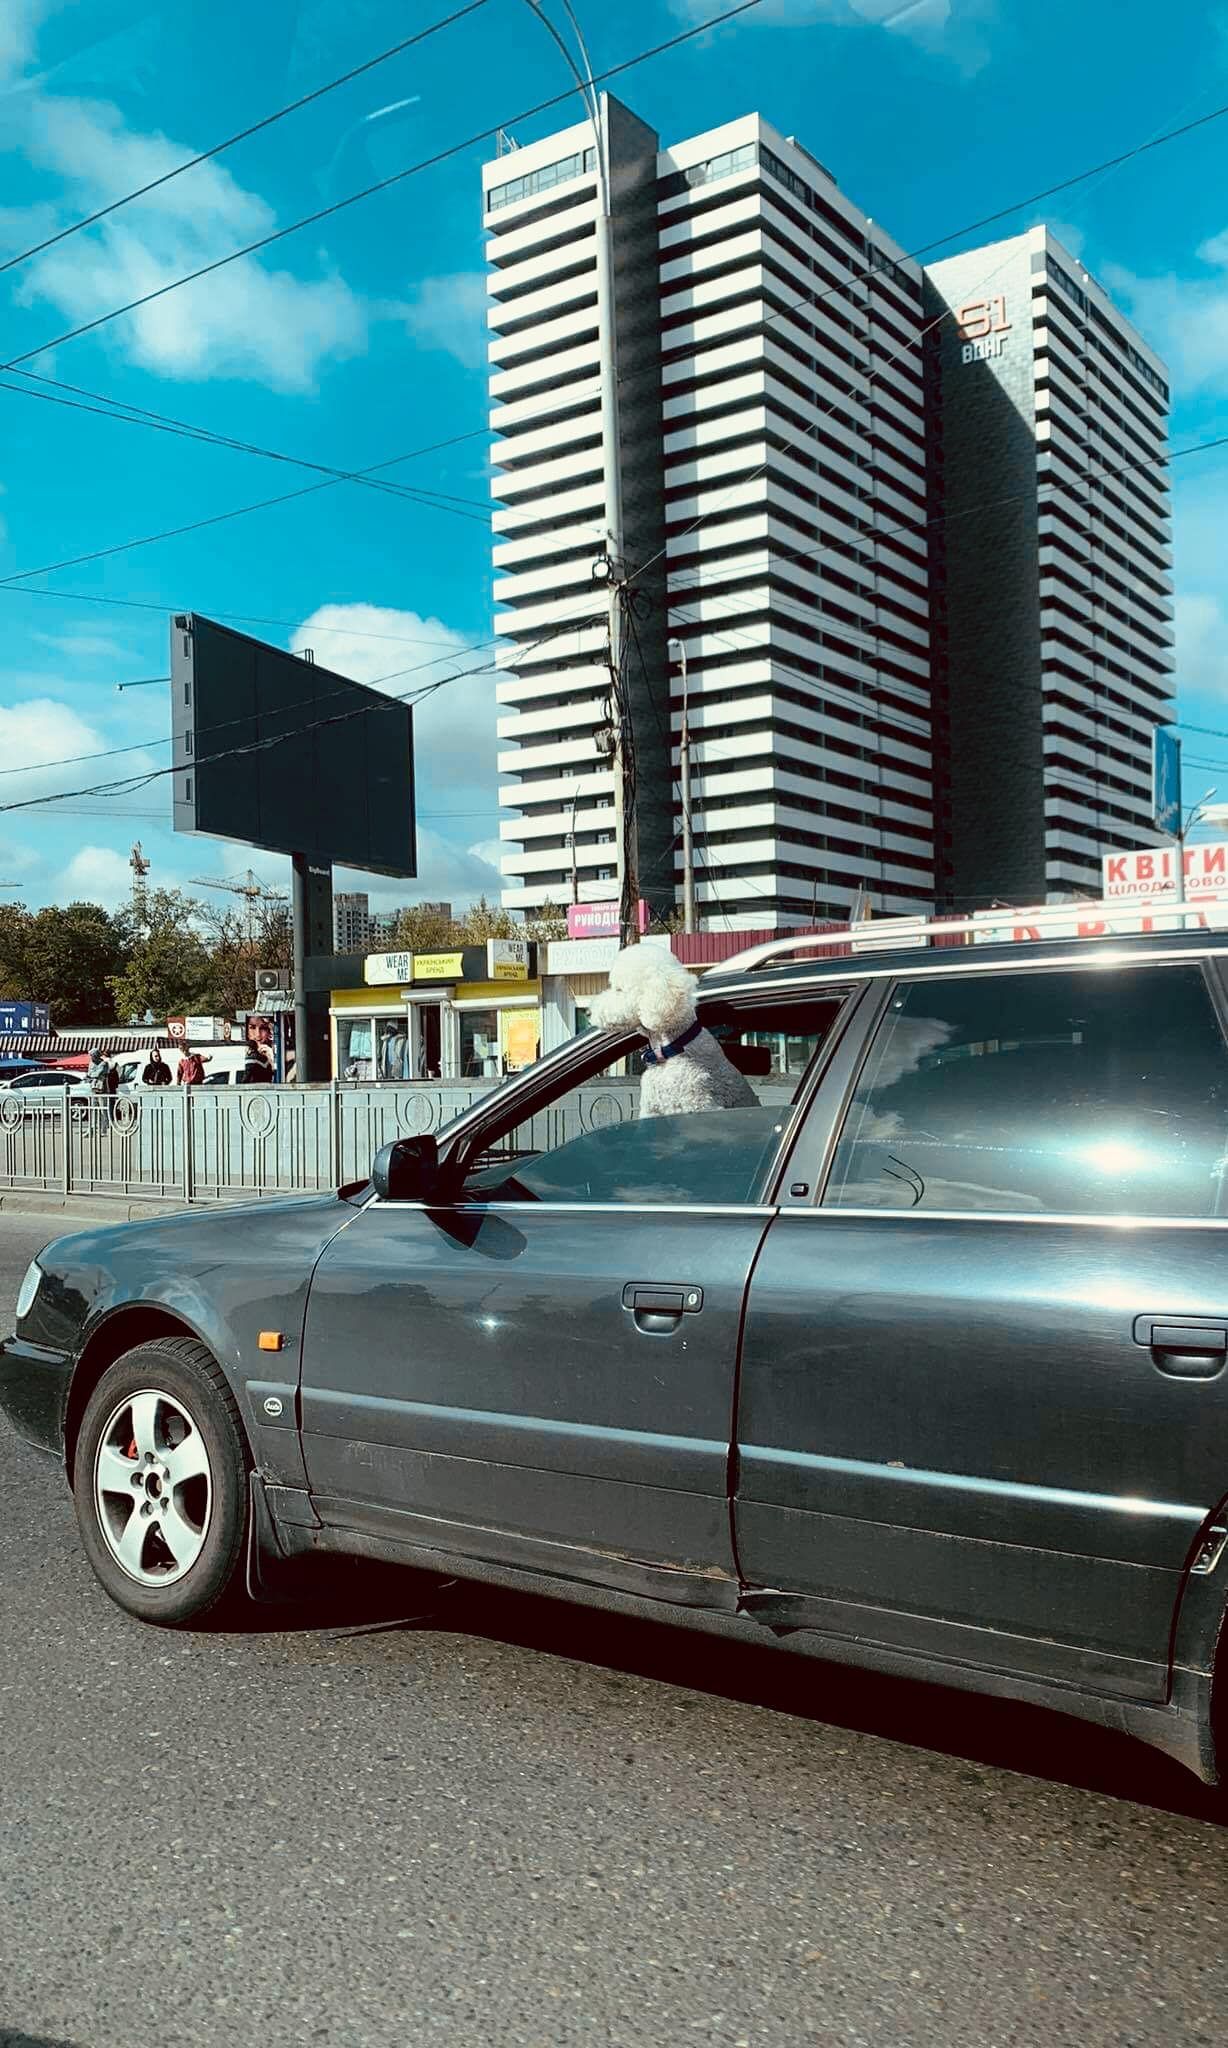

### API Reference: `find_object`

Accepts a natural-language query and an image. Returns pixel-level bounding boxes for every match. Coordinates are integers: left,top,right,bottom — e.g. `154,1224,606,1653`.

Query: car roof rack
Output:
701,900,1228,978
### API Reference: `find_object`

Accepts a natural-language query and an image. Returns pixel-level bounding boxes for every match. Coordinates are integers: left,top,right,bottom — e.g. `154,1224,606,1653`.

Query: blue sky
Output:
0,0,1224,916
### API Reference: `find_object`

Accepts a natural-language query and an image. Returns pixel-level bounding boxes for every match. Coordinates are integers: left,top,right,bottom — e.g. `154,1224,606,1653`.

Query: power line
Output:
0,2,492,281
0,610,604,815
0,436,491,589
4,25,1189,601
0,1,763,372
0,371,493,515
0,427,1189,825
1,581,492,649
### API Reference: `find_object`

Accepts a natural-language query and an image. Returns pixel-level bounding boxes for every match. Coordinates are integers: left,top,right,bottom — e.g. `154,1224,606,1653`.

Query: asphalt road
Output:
2,1213,1228,2048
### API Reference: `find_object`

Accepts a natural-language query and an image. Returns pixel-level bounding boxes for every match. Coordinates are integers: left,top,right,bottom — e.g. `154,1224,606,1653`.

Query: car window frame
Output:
812,954,1228,1223
378,978,872,1213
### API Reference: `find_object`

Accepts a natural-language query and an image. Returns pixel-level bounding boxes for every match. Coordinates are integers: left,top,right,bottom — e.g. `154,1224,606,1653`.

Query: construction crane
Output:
130,842,150,927
189,869,289,945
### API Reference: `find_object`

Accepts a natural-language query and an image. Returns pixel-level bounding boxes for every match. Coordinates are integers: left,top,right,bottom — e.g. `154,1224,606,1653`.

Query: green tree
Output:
0,902,32,1000
107,889,212,1023
24,902,127,1024
457,896,516,941
523,899,568,943
196,899,293,1018
390,903,461,952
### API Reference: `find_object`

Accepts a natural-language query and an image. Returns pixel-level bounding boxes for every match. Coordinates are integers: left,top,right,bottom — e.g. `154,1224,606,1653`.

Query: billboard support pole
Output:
292,854,311,1086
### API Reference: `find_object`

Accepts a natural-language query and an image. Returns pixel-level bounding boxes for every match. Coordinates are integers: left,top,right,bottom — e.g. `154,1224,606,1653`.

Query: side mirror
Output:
371,1135,440,1203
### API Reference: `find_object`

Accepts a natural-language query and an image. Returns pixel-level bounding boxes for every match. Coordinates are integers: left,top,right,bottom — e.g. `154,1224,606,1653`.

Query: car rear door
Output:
734,951,1228,1704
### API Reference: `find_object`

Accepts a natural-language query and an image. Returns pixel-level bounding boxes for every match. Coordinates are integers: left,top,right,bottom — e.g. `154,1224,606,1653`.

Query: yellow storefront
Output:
330,942,542,1081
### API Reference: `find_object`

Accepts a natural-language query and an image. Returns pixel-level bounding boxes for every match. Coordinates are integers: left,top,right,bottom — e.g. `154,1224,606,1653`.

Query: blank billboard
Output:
170,614,416,878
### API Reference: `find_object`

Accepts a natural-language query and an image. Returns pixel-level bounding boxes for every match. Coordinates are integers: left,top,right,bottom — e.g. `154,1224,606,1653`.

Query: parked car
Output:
5,923,1228,1782
0,1067,91,1118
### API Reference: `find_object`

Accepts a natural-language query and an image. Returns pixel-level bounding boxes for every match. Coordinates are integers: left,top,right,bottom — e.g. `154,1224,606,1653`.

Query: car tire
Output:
72,1338,251,1628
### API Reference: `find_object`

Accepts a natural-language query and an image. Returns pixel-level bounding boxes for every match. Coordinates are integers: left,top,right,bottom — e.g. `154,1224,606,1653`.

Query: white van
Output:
117,1047,257,1090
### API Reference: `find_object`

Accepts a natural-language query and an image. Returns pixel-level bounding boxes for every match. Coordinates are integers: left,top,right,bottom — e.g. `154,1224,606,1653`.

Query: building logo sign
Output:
487,938,529,982
365,950,413,987
1103,843,1228,902
958,295,1011,364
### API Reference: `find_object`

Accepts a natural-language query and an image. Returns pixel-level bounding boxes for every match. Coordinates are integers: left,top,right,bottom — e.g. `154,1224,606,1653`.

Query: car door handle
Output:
622,1283,703,1333
622,1284,703,1315
1133,1316,1228,1379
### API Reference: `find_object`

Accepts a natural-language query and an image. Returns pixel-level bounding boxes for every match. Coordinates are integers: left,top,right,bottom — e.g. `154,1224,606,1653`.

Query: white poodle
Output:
588,945,758,1118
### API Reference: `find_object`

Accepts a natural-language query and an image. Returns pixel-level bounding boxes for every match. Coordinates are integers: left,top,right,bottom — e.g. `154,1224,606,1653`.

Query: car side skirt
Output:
258,1482,1217,1784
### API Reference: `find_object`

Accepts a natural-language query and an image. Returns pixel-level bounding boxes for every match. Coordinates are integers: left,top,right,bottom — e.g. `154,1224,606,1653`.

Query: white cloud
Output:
291,602,498,795
669,0,994,64
0,695,159,809
58,843,133,906
0,0,47,86
292,603,502,906
11,94,367,390
31,627,129,662
351,829,502,911
1104,235,1228,392
399,272,488,372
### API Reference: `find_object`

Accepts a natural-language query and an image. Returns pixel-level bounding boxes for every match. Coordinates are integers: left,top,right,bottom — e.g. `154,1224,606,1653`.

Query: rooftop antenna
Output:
497,127,520,153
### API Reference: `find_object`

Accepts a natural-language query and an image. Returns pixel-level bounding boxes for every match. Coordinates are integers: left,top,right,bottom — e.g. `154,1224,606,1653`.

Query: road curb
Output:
0,1192,190,1223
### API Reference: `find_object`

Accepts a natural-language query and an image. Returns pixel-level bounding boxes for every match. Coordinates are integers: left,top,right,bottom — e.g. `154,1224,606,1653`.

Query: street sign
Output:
1153,727,1181,838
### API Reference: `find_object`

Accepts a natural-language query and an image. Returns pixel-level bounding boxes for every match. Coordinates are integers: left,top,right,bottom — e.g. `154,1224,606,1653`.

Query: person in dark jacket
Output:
141,1048,172,1086
241,1046,273,1085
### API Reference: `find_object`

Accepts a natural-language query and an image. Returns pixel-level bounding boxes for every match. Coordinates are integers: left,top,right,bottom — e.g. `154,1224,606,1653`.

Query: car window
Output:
824,963,1228,1218
463,996,844,1207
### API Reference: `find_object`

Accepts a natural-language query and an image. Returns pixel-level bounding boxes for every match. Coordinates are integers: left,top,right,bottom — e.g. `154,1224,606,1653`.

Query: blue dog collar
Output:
643,1018,703,1065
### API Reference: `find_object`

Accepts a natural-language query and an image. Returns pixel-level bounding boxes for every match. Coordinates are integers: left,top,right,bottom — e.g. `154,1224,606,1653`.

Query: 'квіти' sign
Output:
1102,843,1228,901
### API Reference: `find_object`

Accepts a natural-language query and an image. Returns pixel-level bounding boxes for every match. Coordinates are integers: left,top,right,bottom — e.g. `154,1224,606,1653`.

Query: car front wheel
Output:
73,1338,250,1627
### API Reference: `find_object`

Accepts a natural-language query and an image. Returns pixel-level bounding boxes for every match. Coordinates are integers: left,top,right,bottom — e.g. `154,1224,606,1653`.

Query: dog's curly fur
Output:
587,945,758,1119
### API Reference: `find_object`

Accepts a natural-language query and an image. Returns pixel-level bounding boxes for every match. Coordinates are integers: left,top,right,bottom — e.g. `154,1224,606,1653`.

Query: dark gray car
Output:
5,925,1228,1782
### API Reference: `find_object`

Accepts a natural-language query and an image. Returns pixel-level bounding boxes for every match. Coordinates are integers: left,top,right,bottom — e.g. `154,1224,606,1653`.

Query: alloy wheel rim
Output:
94,1388,212,1587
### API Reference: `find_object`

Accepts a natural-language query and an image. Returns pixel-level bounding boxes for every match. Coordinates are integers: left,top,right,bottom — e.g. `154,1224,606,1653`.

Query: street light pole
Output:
567,784,580,907
669,637,696,933
521,2,636,942
1171,786,1228,932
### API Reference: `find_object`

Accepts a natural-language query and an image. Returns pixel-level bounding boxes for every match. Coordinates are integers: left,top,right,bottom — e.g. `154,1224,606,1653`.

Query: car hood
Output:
20,1189,366,1359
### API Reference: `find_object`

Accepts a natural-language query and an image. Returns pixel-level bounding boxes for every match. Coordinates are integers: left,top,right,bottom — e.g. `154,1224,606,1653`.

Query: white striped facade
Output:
483,106,933,929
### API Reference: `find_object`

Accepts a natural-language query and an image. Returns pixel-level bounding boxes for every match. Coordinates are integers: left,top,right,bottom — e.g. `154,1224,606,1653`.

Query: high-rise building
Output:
484,103,934,929
333,892,372,953
484,113,1172,928
924,228,1173,905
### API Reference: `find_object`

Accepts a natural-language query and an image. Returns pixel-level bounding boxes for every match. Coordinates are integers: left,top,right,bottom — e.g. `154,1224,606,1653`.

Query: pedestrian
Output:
177,1048,208,1086
241,1045,272,1085
141,1046,172,1087
86,1047,117,1098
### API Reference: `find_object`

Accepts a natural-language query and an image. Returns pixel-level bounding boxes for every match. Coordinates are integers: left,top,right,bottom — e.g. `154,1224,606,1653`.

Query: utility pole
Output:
522,0,637,944
567,785,581,906
669,638,697,933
